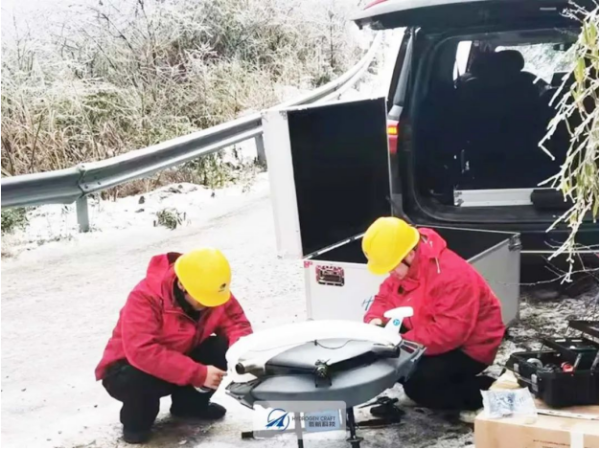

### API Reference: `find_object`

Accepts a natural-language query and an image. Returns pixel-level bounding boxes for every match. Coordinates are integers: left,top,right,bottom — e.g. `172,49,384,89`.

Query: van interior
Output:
407,27,591,222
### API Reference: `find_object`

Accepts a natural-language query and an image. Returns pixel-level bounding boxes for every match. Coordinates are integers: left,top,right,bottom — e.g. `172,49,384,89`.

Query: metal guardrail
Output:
1,34,382,231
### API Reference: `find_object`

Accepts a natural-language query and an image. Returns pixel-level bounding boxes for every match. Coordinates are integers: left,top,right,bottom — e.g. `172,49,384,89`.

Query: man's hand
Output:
369,318,384,327
204,366,226,390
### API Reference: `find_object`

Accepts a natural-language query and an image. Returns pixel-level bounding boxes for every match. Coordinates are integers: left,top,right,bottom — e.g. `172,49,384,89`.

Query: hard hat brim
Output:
366,227,421,275
189,289,231,308
367,260,396,276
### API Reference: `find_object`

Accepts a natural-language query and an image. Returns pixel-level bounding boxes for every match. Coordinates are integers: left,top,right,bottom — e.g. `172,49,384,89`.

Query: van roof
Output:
352,0,591,31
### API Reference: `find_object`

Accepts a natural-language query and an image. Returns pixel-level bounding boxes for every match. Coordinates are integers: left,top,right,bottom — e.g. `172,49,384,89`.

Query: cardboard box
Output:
475,372,599,448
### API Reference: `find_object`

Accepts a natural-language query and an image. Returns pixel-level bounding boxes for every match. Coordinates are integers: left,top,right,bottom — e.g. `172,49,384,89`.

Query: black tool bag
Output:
506,320,599,408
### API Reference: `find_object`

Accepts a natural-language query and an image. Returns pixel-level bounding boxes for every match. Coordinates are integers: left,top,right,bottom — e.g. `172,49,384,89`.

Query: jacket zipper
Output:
163,308,211,353
193,313,211,349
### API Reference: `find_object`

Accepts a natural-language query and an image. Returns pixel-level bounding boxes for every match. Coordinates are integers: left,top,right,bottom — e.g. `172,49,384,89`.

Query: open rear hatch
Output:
352,0,594,30
351,0,598,255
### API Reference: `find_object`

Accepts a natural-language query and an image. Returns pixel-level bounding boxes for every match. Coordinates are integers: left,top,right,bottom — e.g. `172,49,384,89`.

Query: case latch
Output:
316,265,345,287
509,235,522,252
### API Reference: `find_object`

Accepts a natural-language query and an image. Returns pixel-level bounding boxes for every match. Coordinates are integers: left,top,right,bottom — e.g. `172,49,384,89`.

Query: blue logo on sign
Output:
393,319,401,326
266,409,290,431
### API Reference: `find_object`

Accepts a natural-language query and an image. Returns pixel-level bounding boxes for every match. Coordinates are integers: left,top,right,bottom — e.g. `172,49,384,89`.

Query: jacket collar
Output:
160,265,183,313
391,228,447,292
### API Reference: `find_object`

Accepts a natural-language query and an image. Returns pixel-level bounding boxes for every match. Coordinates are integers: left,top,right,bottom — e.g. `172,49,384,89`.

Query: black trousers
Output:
401,349,494,411
102,336,228,432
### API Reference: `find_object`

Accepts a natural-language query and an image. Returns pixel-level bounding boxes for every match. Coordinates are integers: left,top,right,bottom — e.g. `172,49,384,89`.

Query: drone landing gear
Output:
346,408,364,448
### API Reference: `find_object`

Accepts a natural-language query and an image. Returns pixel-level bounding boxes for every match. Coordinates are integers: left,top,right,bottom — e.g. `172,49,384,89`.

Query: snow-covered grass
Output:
340,29,405,101
1,0,366,186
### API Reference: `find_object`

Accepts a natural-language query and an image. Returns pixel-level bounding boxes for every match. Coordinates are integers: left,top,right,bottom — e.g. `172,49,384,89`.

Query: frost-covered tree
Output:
540,4,599,279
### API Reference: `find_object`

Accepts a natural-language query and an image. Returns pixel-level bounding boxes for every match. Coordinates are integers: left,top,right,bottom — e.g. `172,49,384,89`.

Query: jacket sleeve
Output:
121,291,207,387
215,294,253,346
364,278,395,324
402,279,479,355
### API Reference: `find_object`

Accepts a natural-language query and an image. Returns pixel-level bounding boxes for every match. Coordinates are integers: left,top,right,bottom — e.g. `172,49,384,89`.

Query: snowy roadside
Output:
1,29,402,258
1,171,268,256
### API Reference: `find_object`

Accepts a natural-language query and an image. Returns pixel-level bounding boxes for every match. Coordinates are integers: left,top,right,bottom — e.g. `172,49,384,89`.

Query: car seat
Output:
455,51,548,189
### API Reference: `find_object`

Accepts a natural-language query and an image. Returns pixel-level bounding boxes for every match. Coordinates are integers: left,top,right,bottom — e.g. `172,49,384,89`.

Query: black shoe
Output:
122,428,151,444
171,402,227,420
370,403,405,420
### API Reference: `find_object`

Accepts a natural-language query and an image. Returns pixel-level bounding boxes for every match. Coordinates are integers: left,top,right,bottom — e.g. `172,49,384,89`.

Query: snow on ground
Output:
1,172,267,255
492,288,599,378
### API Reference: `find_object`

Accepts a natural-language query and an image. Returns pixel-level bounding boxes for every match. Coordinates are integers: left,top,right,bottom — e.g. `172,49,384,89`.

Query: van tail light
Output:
387,120,400,155
365,0,389,9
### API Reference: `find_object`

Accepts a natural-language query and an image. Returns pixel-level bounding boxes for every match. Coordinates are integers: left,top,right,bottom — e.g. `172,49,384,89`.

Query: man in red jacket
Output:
96,248,252,444
362,217,505,415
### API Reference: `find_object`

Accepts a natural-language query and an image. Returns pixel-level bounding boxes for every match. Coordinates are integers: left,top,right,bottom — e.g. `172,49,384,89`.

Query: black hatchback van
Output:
352,0,598,275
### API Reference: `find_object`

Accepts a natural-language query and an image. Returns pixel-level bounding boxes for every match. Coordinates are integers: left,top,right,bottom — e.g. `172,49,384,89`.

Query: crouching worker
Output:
362,218,504,417
95,248,252,444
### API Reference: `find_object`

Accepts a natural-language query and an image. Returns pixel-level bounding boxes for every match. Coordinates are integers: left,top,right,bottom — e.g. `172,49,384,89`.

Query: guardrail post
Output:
76,196,90,233
255,134,267,168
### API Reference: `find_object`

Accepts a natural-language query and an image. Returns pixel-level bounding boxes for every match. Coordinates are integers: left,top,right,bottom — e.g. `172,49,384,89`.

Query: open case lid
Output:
263,98,391,259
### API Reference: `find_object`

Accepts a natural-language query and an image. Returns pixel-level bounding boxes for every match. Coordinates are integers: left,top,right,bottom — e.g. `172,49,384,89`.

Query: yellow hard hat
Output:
362,217,420,275
174,248,232,307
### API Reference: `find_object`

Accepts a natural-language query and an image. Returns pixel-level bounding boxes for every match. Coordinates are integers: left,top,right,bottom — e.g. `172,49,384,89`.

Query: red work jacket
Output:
364,229,504,365
95,253,252,386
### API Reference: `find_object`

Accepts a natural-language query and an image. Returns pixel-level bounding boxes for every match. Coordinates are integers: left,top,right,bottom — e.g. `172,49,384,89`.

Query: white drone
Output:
226,307,414,383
